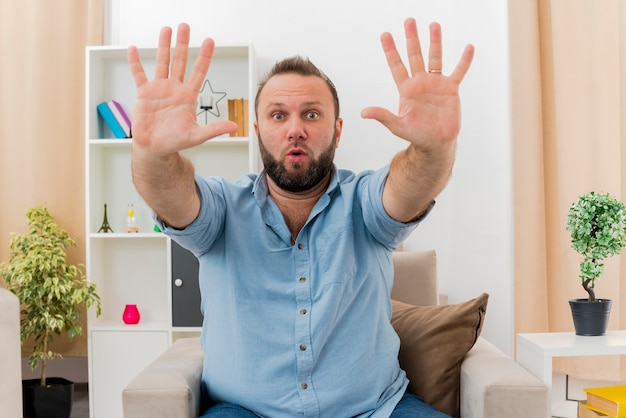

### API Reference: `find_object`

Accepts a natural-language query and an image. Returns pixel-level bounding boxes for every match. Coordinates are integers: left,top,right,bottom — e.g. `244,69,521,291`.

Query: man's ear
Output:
334,118,343,148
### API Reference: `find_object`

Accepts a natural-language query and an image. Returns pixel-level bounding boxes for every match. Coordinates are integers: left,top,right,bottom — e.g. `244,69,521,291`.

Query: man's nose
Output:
287,118,306,141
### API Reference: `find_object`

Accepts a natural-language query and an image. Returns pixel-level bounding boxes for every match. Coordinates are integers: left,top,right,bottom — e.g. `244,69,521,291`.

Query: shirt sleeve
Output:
359,166,435,250
154,174,227,257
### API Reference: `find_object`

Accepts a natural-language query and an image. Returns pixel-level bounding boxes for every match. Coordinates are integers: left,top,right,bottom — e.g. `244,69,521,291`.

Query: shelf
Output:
88,44,251,60
88,136,253,146
90,232,166,239
87,237,170,325
89,139,132,146
172,327,202,333
172,329,202,343
90,320,170,332
86,44,254,140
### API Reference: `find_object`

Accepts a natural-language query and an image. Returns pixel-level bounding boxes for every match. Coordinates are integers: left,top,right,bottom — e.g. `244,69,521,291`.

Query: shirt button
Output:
299,344,307,351
301,383,308,390
299,277,306,283
297,243,304,250
300,309,307,315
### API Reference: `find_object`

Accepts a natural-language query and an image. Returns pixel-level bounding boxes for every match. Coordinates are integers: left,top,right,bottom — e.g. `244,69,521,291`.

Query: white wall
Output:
109,0,514,354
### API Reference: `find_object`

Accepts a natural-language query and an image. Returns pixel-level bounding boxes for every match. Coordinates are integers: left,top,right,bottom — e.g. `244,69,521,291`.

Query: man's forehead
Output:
259,74,332,104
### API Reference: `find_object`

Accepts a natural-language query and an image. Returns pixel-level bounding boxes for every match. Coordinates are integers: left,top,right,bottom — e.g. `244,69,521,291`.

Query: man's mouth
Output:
286,148,307,162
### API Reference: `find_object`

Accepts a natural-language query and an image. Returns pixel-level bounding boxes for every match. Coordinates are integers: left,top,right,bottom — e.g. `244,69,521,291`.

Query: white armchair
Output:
0,286,23,418
123,250,548,417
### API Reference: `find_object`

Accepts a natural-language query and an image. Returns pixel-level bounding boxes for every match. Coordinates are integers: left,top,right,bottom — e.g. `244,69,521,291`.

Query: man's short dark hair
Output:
254,56,340,119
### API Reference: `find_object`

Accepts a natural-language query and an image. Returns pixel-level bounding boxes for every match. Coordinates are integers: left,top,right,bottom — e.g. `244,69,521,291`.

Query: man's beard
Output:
258,133,337,193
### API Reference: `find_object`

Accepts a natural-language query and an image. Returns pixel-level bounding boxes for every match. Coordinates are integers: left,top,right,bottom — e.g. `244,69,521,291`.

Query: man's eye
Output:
306,112,319,120
272,113,284,121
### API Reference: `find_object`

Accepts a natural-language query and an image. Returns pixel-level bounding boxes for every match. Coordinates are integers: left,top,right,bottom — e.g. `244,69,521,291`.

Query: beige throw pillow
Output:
391,293,489,417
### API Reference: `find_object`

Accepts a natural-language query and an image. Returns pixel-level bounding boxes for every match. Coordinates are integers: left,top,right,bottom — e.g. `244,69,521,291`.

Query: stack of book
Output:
97,100,132,139
227,98,249,137
578,384,626,417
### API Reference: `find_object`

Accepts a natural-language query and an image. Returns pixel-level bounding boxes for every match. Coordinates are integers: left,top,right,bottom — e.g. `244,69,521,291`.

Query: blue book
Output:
97,101,126,138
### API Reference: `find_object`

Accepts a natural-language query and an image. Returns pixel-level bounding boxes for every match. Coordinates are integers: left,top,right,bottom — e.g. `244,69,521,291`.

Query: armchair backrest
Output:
391,250,438,306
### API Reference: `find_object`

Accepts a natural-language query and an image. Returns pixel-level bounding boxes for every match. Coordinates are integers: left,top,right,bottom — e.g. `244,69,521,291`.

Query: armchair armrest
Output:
0,287,22,418
460,338,548,418
122,337,203,418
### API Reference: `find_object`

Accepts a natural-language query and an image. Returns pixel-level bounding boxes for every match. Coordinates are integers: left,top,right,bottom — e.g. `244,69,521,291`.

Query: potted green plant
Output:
566,191,626,336
0,205,101,418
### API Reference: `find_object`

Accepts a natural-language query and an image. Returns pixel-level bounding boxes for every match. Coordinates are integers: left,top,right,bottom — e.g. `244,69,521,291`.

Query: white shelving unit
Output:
85,44,257,418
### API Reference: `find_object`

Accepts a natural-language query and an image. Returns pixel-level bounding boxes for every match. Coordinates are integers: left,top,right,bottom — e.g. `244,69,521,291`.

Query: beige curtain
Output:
512,0,626,380
0,0,104,357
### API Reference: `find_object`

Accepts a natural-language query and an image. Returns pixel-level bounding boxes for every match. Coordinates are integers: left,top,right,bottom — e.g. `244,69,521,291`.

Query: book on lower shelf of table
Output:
582,384,626,417
579,401,609,417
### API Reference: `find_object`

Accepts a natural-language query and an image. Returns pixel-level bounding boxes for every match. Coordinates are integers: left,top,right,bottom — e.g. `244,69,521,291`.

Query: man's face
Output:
254,73,342,193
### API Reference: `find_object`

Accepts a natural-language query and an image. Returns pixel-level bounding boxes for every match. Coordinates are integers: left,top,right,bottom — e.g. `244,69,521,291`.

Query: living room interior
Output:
1,1,625,418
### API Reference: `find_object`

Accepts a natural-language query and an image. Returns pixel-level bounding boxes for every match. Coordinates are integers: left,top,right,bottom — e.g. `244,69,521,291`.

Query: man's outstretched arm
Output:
127,23,237,229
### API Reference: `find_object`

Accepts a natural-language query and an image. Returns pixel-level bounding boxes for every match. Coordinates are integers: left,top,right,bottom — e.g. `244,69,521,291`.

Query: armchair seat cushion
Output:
391,293,489,417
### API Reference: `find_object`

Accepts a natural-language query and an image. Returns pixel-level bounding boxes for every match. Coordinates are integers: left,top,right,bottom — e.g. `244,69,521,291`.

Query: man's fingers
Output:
404,18,425,76
361,106,398,131
127,46,148,87
144,23,213,93
449,44,475,84
427,22,442,74
190,120,239,145
188,38,215,92
171,23,190,82
155,26,173,79
381,32,409,87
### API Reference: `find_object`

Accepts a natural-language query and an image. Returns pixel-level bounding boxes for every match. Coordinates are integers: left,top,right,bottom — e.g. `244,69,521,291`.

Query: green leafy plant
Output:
0,205,101,387
566,192,626,302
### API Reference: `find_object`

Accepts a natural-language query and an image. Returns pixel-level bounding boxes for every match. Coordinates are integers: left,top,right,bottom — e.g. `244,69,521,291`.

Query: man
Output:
127,18,474,418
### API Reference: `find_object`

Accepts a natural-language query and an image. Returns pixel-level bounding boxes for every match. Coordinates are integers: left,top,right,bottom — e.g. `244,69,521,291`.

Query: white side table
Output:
517,331,626,417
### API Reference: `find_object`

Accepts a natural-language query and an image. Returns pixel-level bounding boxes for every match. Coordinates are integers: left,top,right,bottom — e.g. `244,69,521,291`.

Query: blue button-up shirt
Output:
161,166,421,418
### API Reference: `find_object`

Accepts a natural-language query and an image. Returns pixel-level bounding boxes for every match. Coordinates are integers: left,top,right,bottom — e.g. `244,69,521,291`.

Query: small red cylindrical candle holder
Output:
122,304,141,325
